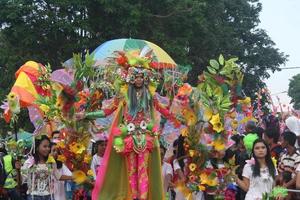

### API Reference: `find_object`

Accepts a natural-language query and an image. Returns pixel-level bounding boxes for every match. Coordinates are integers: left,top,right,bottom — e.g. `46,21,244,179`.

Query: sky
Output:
259,0,300,110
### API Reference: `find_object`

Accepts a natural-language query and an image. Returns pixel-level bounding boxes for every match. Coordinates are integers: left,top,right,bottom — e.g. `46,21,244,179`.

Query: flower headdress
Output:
115,47,157,85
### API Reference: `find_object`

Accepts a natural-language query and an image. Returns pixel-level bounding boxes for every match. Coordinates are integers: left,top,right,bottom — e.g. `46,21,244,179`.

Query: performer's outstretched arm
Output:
153,96,180,128
84,98,119,119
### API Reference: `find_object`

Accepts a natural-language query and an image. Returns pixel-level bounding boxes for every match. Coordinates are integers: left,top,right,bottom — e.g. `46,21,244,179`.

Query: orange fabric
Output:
11,86,36,107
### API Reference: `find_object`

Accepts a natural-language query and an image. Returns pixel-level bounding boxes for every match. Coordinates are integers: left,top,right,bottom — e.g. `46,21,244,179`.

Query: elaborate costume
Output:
86,50,179,200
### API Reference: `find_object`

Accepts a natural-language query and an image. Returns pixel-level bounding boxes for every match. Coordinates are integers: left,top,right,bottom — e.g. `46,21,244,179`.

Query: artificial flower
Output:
206,177,218,187
46,155,56,164
180,127,189,137
73,170,87,184
231,120,238,129
7,92,17,101
203,108,213,121
140,121,147,130
189,163,197,172
177,83,193,97
198,185,206,191
212,122,224,133
57,141,65,149
70,142,86,154
39,104,50,113
238,97,251,105
182,108,197,126
7,92,20,114
199,172,209,185
210,114,221,126
213,138,225,151
127,123,135,132
189,150,196,157
57,155,66,162
189,175,197,182
87,169,94,177
84,154,92,163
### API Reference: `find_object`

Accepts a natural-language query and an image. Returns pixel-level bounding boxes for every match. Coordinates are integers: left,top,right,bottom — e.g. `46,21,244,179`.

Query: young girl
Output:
21,135,63,200
236,139,277,200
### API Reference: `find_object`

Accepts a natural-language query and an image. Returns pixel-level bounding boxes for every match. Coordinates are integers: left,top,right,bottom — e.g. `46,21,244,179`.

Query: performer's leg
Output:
126,152,138,199
137,150,150,200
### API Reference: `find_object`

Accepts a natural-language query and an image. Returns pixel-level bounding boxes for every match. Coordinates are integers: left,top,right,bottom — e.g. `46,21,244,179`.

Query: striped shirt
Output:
278,150,300,173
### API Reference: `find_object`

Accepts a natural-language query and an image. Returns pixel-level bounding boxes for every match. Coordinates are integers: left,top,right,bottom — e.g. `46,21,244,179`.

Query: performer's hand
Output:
75,112,86,120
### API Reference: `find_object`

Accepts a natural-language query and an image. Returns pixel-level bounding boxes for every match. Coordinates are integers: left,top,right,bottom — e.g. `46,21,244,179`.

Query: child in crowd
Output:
90,135,107,180
236,139,277,200
51,142,73,200
277,131,300,199
160,144,173,198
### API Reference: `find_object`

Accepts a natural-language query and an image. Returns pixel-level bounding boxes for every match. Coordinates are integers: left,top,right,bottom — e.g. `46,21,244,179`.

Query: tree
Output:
288,74,300,109
0,0,287,134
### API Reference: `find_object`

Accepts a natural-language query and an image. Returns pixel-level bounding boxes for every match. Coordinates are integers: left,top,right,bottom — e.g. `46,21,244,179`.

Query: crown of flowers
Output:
115,49,156,85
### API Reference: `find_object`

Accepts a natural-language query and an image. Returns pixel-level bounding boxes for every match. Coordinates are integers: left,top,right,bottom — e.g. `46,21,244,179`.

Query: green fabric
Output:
3,155,17,189
85,110,105,119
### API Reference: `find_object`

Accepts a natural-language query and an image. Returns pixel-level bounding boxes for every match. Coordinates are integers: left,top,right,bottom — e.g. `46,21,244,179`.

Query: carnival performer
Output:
77,49,180,200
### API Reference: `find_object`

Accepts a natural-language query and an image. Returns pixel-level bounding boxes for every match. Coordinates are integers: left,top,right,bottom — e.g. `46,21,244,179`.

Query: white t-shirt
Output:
243,163,277,200
54,164,72,200
21,158,62,196
162,161,173,193
91,154,103,179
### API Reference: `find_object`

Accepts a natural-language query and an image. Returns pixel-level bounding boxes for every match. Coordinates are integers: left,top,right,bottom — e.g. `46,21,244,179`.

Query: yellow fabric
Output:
13,71,38,98
146,41,176,65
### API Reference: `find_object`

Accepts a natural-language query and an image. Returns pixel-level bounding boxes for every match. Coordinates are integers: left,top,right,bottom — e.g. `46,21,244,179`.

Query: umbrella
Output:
92,38,176,69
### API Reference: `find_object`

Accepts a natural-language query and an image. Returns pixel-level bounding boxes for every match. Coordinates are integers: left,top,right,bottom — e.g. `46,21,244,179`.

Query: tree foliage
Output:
288,74,300,109
0,0,287,133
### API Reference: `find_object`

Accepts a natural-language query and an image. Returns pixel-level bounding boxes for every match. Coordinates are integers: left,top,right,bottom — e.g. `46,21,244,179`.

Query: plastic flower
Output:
57,141,65,149
200,173,209,185
231,120,238,129
198,185,206,191
70,143,86,154
140,121,147,130
84,154,92,163
46,155,56,164
57,155,66,163
238,97,251,105
39,104,50,113
73,170,87,184
180,127,189,137
189,175,197,182
203,108,213,121
213,138,225,151
7,92,20,114
189,163,197,172
87,169,94,177
206,177,218,187
189,150,196,157
182,108,197,126
127,123,135,132
210,114,224,133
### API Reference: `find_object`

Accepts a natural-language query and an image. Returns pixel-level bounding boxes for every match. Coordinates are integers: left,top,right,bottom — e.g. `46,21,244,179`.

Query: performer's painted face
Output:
134,73,144,88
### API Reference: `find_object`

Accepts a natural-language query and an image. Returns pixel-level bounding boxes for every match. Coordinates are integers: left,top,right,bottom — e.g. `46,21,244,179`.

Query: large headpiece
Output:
114,47,158,86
